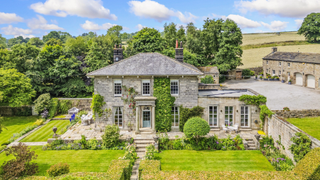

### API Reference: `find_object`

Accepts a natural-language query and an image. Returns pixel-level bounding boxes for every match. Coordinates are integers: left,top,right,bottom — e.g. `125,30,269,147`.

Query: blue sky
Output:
0,0,318,39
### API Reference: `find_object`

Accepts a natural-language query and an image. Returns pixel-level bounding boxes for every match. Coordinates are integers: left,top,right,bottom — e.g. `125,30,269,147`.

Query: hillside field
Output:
242,32,305,46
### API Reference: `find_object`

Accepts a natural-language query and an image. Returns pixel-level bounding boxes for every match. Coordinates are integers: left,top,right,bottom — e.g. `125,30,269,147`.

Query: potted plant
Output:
259,76,263,80
255,75,257,79
274,76,280,81
281,79,285,83
288,79,292,85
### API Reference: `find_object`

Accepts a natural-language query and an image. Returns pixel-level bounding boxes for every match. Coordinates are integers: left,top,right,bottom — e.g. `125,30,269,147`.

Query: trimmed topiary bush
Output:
47,162,70,177
34,93,51,114
294,147,320,180
183,117,210,144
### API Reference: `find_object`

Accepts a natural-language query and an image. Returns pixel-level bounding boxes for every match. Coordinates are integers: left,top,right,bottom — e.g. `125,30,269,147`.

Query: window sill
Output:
114,95,122,97
171,94,179,97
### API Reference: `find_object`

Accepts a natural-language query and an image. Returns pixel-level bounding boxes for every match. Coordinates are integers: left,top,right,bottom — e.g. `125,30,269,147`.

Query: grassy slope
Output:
242,32,305,46
240,44,320,68
0,116,38,145
0,146,124,176
287,117,320,140
21,120,70,142
159,150,274,171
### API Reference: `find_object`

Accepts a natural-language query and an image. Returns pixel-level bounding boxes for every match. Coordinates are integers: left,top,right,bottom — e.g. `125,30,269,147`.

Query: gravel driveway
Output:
222,78,320,110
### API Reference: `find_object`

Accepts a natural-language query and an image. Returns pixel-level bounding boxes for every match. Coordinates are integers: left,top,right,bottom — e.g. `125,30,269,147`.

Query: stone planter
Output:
288,82,292,85
275,79,280,81
281,80,285,83
264,78,268,81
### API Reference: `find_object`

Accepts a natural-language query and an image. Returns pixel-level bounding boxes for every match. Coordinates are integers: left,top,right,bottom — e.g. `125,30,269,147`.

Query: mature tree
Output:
84,35,118,73
120,32,130,40
0,34,6,48
177,25,187,44
9,43,40,73
201,18,223,60
65,36,88,56
213,19,243,72
298,13,320,42
43,31,60,42
126,27,164,55
45,38,63,46
7,38,19,48
185,23,203,54
0,49,15,69
164,22,177,48
58,31,72,42
107,25,123,38
27,37,44,48
0,68,36,107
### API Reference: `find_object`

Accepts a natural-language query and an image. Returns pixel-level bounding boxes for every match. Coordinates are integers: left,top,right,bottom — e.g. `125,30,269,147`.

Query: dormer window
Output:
170,80,179,95
114,79,122,96
142,80,150,95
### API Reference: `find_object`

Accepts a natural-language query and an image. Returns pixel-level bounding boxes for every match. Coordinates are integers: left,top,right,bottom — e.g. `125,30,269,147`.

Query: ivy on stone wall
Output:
239,95,267,107
153,77,175,132
179,106,204,132
259,105,273,126
91,93,106,119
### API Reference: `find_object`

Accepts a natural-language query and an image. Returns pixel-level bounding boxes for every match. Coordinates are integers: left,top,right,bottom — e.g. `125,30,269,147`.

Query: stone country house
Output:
87,46,261,134
263,47,320,89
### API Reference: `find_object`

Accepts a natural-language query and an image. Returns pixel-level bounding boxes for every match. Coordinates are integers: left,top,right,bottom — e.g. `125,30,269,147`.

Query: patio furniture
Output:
68,107,79,115
81,112,93,126
222,124,229,133
229,124,239,133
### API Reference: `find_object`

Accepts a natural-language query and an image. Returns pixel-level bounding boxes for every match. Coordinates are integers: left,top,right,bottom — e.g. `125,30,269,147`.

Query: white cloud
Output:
128,0,197,23
30,0,117,20
236,0,320,18
226,14,261,28
27,15,64,30
0,12,24,24
295,19,303,29
136,24,146,30
1,25,34,38
261,21,288,31
81,20,116,31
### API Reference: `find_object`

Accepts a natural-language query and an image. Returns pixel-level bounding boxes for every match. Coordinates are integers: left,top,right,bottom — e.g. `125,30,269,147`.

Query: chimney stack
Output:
113,44,123,63
272,47,277,53
175,40,183,63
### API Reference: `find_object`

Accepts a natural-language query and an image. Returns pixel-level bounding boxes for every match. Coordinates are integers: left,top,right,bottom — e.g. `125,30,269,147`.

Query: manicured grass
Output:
21,120,70,142
0,116,38,145
287,117,320,140
159,150,274,171
0,146,124,176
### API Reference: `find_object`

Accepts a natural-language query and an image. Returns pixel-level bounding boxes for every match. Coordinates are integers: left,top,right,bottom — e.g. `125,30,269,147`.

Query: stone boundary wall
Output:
57,98,92,111
240,67,263,75
266,114,320,162
273,109,320,119
0,106,33,116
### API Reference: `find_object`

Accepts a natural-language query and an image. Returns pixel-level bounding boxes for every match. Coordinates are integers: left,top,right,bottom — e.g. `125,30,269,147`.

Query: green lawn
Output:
0,116,39,145
21,120,70,142
0,146,124,176
287,117,320,140
159,150,274,171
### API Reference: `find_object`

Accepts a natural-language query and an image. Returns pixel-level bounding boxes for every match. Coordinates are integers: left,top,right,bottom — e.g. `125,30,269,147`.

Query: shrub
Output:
239,95,267,107
34,93,51,114
289,132,311,162
183,117,210,144
200,75,214,84
91,93,105,119
79,135,87,149
250,70,255,76
47,162,70,177
0,143,38,179
0,145,6,151
294,148,320,180
33,119,44,126
102,125,121,148
107,160,131,180
179,106,204,132
49,98,60,118
59,100,72,114
242,69,251,79
144,144,158,160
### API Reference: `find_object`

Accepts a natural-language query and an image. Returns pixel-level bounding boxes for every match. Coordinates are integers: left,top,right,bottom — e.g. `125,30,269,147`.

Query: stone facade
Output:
265,114,320,163
94,76,199,131
198,97,261,131
262,49,320,90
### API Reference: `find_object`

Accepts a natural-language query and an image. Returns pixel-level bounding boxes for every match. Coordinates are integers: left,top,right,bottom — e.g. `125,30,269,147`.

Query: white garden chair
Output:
229,124,239,133
222,124,229,133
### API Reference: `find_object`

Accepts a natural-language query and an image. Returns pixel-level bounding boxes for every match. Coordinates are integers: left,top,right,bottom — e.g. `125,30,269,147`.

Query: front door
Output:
142,106,151,128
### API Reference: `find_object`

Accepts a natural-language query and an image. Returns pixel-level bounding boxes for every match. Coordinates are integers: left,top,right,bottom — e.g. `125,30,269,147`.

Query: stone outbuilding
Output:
197,66,219,84
263,47,320,89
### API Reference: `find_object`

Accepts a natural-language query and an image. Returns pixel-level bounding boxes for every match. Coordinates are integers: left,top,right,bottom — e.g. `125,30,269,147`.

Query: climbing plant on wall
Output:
259,105,273,126
91,93,106,119
239,95,267,106
121,85,138,129
153,77,175,132
179,105,204,132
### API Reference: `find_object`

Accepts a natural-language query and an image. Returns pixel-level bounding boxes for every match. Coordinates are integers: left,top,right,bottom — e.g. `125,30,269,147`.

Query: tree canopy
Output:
298,13,320,42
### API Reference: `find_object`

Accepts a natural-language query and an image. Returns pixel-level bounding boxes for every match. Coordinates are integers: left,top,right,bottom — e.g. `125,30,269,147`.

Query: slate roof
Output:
87,53,204,76
197,66,219,74
263,52,320,64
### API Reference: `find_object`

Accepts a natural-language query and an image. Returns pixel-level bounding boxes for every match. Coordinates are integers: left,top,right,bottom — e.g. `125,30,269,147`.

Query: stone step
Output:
130,175,138,180
247,147,257,150
136,149,146,152
247,141,255,144
248,144,256,147
134,140,154,144
136,144,152,148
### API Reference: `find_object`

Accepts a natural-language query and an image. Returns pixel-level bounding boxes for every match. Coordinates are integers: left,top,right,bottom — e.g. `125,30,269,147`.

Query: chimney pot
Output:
176,39,178,48
175,41,183,63
113,45,123,63
272,47,277,53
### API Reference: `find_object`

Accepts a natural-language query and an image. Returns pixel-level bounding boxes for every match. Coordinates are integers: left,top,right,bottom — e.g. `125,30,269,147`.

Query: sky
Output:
0,0,319,39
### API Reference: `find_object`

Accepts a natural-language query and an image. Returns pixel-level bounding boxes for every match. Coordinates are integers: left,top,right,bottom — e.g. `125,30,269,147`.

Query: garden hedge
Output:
294,147,320,180
107,160,131,180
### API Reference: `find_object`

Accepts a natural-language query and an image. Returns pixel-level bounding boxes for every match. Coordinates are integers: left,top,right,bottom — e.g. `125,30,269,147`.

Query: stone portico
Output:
134,96,156,133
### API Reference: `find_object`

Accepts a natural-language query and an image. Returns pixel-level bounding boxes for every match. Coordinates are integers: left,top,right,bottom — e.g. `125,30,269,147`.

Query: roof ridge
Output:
154,52,204,75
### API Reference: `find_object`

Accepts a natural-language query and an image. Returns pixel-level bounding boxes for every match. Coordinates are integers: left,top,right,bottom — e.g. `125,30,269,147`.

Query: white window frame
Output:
171,106,179,127
225,106,234,126
114,79,122,97
170,80,179,96
279,70,281,75
142,79,151,96
209,106,218,127
288,63,290,67
272,70,275,75
114,107,123,128
266,61,268,65
241,106,250,127
279,62,281,66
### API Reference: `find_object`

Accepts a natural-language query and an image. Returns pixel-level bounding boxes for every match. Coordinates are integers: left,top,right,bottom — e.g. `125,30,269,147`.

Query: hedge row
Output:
139,148,320,180
294,148,320,180
23,160,131,180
